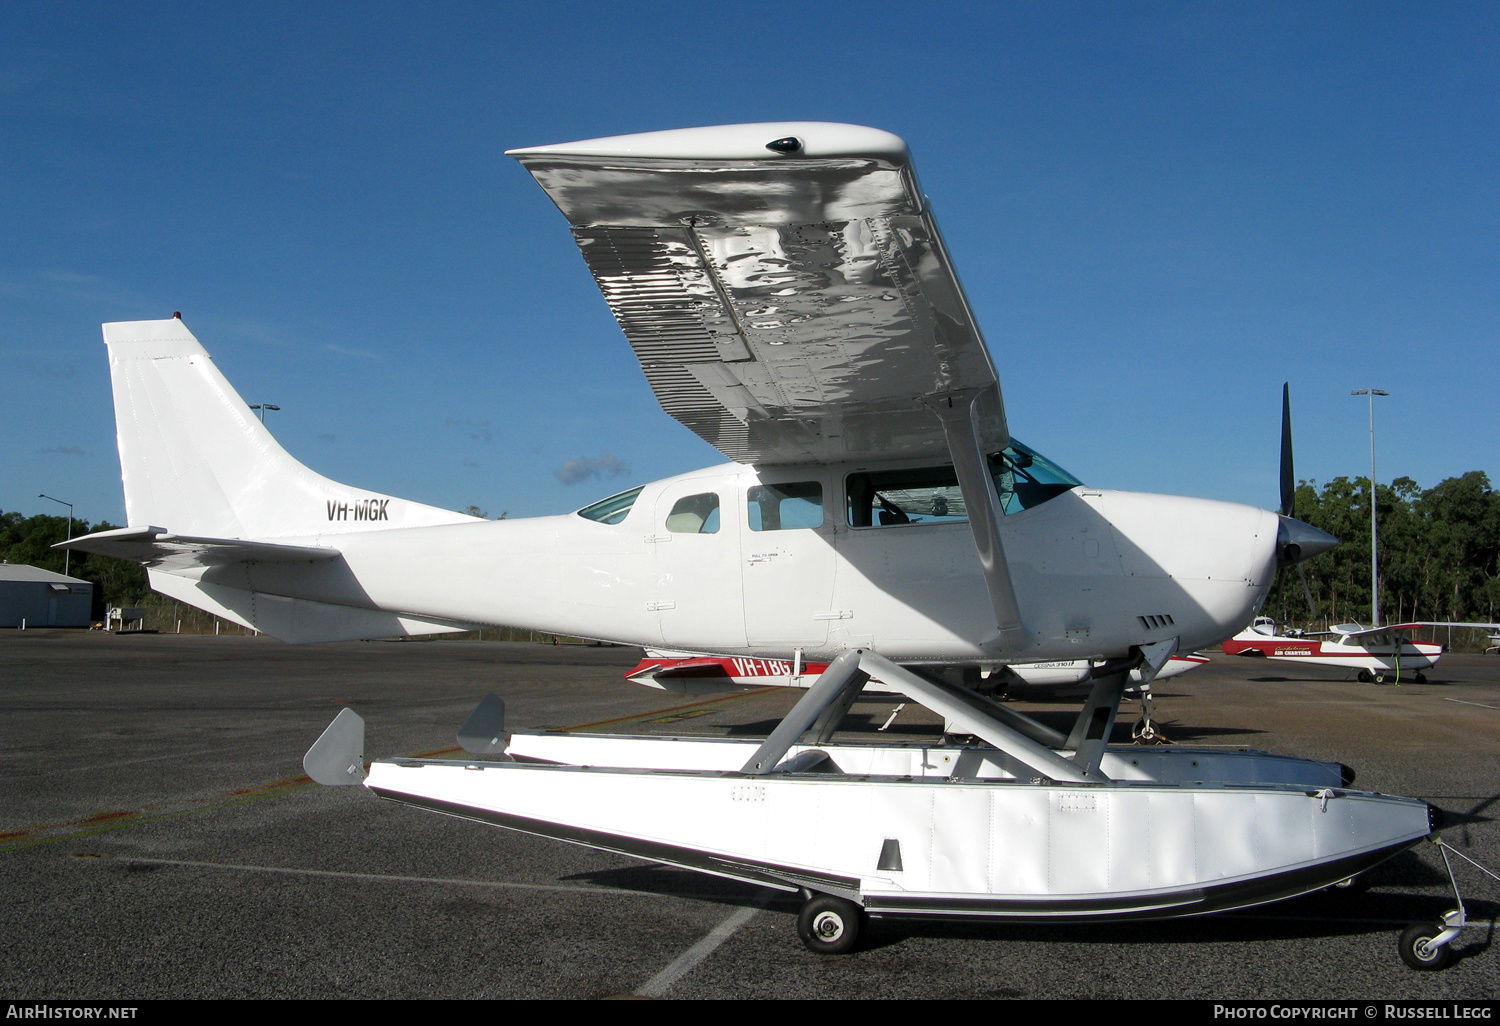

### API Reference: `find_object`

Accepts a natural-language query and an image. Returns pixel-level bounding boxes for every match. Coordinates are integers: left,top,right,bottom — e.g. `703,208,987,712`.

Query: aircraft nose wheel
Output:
797,894,865,955
1131,689,1170,744
1131,716,1169,744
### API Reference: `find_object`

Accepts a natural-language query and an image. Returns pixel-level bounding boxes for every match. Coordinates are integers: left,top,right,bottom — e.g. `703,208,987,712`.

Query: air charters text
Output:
327,499,390,522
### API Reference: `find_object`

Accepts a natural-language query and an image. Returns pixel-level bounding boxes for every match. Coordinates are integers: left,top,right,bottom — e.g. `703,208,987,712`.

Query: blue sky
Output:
4,2,1496,526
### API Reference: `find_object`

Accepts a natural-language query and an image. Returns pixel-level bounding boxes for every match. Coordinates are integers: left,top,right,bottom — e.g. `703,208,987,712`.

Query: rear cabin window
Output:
576,486,643,525
665,493,720,534
747,482,824,531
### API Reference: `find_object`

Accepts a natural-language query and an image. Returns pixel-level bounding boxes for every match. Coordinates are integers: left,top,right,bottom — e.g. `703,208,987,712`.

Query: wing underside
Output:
1333,621,1500,638
510,123,1008,465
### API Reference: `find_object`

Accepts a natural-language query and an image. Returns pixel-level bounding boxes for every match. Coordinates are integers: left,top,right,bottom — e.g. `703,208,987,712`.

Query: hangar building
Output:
0,564,94,628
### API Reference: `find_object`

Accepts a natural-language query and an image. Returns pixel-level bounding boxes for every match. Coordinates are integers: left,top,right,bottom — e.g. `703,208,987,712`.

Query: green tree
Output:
1270,471,1499,640
0,511,148,614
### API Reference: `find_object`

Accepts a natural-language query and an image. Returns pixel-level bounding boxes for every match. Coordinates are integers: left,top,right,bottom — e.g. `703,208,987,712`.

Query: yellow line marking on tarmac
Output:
547,687,778,732
0,777,318,851
1,688,775,851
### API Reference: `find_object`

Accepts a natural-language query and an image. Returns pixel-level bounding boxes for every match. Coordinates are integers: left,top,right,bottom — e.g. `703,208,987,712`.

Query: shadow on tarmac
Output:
563,850,1499,962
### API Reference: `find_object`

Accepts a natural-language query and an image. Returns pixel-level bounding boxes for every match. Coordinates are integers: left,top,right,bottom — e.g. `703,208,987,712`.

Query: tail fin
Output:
105,318,475,538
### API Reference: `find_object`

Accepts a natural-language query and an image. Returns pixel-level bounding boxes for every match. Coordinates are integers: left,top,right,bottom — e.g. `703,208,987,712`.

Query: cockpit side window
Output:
748,482,823,531
846,439,1083,527
577,486,643,525
846,466,966,528
665,493,721,534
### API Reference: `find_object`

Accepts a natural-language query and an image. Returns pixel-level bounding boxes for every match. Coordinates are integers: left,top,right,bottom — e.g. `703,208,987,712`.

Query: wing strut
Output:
923,388,1031,654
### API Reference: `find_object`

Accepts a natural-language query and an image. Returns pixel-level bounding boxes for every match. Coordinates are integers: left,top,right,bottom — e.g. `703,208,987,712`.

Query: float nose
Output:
1277,516,1338,566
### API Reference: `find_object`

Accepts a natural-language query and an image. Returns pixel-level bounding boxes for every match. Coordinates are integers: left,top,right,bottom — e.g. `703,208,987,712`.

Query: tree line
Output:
1274,471,1500,635
0,511,148,619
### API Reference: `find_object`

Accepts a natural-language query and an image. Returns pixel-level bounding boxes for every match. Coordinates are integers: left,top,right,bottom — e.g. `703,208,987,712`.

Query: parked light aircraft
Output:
628,649,1208,692
68,123,1455,964
627,649,1207,741
1226,615,1500,684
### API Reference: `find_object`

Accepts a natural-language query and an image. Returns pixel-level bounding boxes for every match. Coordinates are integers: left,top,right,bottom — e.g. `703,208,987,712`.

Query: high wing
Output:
508,122,1007,466
1331,621,1500,638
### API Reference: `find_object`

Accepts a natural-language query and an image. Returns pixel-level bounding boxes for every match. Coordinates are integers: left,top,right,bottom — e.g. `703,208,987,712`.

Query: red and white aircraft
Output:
1224,615,1498,684
628,650,1209,695
628,649,1209,743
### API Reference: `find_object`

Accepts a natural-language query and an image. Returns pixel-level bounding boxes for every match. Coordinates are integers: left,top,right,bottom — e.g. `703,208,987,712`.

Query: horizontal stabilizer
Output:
57,525,341,571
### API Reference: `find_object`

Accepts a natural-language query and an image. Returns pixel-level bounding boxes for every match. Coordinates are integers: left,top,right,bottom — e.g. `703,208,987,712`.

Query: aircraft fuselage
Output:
174,459,1280,664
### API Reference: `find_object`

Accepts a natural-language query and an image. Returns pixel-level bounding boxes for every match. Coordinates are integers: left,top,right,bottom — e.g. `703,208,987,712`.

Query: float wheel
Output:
797,894,864,955
1398,921,1454,971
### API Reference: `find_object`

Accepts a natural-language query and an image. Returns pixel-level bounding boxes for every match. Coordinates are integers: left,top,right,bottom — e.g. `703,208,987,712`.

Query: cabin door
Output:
652,479,746,650
739,472,837,649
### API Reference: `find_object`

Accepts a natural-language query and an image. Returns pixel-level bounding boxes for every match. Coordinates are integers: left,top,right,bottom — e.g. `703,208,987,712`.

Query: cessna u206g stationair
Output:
71,124,1456,964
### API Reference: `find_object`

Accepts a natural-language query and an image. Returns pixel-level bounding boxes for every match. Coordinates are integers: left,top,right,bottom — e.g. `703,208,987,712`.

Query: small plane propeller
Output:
1280,383,1296,520
1276,382,1331,619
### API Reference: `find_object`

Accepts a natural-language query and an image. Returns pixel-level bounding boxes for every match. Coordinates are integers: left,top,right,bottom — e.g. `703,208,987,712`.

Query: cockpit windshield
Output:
990,439,1084,515
577,486,643,525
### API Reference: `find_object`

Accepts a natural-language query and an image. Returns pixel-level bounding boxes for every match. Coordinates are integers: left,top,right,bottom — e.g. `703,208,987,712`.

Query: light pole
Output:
37,493,74,577
248,404,280,424
1350,389,1389,626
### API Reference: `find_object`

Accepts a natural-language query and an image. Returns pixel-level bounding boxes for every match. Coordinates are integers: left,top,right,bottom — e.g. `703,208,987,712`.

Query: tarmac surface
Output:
1,630,1497,1000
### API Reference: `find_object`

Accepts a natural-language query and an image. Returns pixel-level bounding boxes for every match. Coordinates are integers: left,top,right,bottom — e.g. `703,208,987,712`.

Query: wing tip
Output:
506,122,909,162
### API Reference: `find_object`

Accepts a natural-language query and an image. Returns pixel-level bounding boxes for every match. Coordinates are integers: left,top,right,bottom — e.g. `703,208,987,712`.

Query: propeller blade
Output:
1280,382,1295,518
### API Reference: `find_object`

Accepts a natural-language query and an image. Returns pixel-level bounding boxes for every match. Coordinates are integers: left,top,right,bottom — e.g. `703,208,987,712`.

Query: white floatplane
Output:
67,122,1454,962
